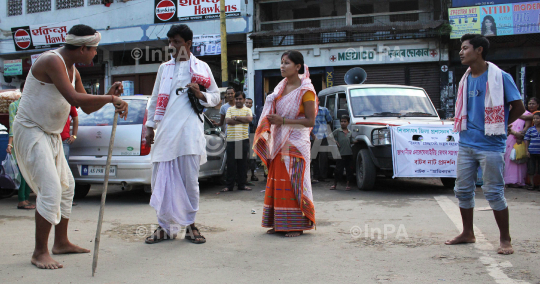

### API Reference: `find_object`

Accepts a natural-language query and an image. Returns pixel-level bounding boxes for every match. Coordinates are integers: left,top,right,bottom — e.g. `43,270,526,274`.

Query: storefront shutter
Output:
409,63,441,108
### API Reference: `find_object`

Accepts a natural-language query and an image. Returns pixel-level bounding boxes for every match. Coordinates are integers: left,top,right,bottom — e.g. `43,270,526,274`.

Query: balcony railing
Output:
253,11,443,48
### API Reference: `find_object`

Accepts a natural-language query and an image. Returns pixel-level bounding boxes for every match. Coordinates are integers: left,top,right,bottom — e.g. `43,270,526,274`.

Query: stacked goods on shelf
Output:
0,90,21,113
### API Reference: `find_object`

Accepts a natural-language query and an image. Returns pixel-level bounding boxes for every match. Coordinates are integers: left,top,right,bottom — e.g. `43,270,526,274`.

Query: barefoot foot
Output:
266,228,276,234
445,233,476,245
52,242,90,255
497,240,514,255
31,251,63,269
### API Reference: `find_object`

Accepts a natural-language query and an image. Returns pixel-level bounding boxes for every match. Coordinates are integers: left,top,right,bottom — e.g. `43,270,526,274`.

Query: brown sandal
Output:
284,231,303,237
186,225,206,244
144,226,174,244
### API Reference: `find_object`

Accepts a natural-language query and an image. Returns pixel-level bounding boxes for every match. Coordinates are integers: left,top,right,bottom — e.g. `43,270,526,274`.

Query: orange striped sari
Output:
254,65,317,232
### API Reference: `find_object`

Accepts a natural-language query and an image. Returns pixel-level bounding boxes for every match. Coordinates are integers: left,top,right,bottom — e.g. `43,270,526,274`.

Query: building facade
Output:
1,0,253,95
248,0,448,117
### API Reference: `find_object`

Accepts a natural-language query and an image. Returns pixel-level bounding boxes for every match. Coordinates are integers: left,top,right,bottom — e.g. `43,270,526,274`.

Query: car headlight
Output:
372,129,391,145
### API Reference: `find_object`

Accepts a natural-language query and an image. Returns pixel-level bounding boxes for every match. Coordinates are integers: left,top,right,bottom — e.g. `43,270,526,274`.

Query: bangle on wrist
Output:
111,95,114,103
283,117,285,125
7,144,13,148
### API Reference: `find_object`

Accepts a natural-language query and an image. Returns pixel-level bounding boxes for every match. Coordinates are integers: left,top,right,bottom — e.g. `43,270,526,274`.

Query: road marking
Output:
434,196,528,284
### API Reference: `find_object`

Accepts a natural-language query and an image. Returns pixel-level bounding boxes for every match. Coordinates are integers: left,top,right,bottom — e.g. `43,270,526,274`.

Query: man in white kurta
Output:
145,26,220,244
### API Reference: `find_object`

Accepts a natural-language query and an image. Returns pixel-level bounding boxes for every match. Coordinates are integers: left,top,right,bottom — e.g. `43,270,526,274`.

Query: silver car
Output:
68,96,227,198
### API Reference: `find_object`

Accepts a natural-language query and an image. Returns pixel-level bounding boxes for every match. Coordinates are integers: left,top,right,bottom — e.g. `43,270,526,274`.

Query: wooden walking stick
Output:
92,111,119,276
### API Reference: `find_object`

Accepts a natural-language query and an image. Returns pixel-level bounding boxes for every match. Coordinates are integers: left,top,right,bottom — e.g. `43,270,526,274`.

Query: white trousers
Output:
150,155,200,235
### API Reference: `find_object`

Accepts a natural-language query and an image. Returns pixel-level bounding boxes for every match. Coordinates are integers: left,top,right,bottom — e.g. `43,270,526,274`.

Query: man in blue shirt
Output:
445,34,525,255
311,105,333,183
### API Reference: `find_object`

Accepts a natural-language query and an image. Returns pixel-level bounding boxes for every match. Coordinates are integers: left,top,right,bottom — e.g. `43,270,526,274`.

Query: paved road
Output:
0,176,538,283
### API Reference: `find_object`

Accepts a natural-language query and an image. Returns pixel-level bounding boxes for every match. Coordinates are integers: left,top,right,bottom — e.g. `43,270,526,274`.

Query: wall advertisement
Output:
191,34,221,56
11,20,80,51
449,2,540,39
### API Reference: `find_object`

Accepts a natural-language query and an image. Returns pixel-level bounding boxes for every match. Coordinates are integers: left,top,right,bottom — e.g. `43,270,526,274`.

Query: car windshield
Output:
78,99,147,126
349,88,437,117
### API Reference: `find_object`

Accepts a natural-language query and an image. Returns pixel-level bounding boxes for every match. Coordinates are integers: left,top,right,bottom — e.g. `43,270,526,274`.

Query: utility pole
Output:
220,0,228,87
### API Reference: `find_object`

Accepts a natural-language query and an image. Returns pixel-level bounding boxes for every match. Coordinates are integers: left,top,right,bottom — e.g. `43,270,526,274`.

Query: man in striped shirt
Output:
219,92,253,192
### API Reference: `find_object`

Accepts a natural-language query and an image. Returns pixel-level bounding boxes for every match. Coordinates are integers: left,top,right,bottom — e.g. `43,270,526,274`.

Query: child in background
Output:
330,115,354,190
524,112,540,190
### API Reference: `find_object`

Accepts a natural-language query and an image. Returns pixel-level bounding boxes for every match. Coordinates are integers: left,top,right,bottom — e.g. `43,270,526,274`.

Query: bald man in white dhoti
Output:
144,24,220,244
13,24,128,269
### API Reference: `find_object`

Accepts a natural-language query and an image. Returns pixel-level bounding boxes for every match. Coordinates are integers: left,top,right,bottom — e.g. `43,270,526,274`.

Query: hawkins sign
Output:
11,20,79,51
155,0,241,23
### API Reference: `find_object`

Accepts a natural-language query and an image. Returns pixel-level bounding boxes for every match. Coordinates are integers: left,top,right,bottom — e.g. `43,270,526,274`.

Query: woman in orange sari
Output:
254,50,317,237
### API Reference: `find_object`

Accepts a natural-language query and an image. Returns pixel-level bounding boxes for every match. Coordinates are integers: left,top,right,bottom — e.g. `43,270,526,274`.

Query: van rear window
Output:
77,99,147,126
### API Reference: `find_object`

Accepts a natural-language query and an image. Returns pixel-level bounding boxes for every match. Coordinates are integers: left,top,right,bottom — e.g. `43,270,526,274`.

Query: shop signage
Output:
177,0,241,21
391,125,460,178
14,29,32,50
11,20,79,51
154,0,177,23
328,46,440,65
191,34,221,56
449,2,540,39
452,0,536,8
325,67,334,88
4,59,23,76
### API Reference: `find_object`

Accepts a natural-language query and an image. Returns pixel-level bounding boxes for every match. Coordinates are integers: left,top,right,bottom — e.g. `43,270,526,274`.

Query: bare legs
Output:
31,211,90,269
445,207,513,255
445,208,476,245
493,208,514,254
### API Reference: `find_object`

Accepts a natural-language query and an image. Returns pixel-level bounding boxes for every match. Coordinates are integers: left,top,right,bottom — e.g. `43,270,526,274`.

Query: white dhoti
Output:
13,121,75,225
150,155,200,235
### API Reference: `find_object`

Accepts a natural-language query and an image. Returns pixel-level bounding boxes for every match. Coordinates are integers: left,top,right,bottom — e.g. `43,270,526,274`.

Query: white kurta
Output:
146,58,219,235
146,59,220,164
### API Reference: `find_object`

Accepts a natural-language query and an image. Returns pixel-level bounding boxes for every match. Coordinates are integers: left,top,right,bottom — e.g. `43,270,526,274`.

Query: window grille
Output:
27,0,51,13
8,0,23,16
88,0,104,5
57,0,84,10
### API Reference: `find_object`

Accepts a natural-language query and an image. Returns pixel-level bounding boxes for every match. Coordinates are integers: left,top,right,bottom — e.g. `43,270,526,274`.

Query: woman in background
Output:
6,80,35,210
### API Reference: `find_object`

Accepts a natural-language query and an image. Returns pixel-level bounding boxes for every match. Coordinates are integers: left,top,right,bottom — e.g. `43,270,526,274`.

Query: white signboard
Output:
191,34,221,56
30,20,79,48
254,41,449,70
391,125,460,178
177,0,241,21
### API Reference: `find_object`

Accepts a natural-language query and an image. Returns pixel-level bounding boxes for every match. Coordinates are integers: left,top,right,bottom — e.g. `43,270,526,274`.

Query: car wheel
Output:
74,183,91,199
356,149,376,191
319,152,329,179
440,178,456,189
0,187,16,199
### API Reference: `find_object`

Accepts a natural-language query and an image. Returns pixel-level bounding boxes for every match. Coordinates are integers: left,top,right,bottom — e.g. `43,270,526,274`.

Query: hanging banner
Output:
452,0,537,8
390,125,460,178
191,34,221,56
11,20,79,51
4,59,23,76
177,0,241,21
449,2,540,38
